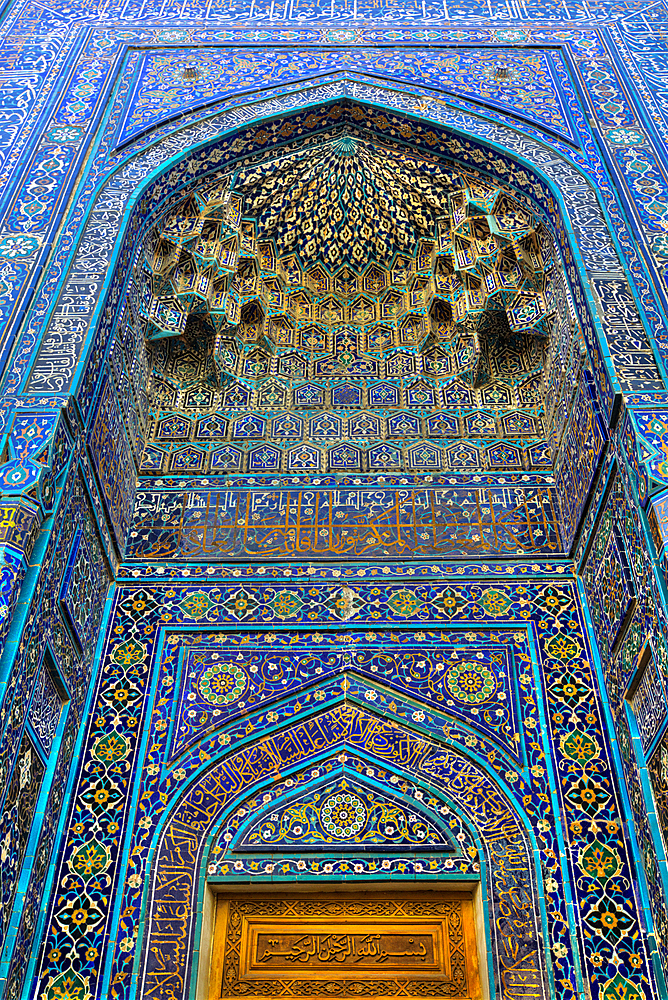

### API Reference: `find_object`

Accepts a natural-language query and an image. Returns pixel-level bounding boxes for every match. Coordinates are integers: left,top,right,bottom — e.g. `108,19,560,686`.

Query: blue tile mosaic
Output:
0,6,666,1000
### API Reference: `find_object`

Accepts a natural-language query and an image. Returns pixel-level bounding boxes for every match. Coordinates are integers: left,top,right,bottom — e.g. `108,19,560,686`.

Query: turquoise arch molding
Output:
200,758,490,999
207,756,479,869
8,72,661,412
133,711,554,1000
96,57,668,387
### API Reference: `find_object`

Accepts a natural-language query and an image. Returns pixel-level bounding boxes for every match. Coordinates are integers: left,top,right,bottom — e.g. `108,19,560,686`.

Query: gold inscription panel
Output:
209,894,481,1000
245,918,445,977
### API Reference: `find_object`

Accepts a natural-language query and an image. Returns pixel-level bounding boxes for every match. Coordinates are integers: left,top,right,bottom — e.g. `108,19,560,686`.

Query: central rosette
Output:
320,792,367,838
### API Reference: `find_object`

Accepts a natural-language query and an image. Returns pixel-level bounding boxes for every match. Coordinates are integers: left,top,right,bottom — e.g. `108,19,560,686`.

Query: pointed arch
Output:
7,86,656,561
140,704,549,1000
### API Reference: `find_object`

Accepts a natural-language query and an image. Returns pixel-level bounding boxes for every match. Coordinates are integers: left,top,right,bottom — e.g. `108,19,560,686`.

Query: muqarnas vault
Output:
1,7,668,1000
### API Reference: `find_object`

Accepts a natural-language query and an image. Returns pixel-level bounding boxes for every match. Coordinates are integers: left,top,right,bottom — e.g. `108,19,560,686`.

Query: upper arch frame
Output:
6,81,661,416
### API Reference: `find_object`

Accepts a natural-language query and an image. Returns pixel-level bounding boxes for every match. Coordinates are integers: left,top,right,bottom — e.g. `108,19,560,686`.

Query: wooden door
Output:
208,892,482,1000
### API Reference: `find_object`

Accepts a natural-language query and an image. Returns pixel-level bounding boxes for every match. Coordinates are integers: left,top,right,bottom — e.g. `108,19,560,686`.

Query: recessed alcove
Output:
127,127,583,480
80,102,613,562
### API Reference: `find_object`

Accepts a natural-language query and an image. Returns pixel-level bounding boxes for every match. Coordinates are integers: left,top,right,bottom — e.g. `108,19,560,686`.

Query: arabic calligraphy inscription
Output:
249,924,439,974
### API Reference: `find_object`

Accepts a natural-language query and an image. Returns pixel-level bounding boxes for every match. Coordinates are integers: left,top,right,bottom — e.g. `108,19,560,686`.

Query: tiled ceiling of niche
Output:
134,130,578,477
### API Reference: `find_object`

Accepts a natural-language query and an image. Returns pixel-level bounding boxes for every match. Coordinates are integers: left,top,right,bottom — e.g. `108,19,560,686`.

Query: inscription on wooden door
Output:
209,894,481,999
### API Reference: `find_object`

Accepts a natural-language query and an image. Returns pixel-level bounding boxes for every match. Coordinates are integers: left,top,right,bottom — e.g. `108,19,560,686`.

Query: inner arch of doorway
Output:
136,713,555,1000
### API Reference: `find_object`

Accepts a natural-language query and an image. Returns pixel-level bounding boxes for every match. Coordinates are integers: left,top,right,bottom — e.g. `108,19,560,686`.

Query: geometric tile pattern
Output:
138,138,560,479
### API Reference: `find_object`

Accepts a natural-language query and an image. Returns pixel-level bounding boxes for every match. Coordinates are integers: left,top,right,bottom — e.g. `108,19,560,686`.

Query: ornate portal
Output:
209,894,481,999
2,0,668,994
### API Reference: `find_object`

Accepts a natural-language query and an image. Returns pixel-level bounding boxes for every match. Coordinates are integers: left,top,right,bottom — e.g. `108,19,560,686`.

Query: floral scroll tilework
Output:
88,378,137,550
631,652,667,754
582,442,668,983
220,768,460,853
171,628,523,760
118,47,576,147
648,736,668,857
60,525,110,657
28,657,64,757
582,504,636,660
209,755,480,879
8,412,59,463
4,718,77,1000
0,468,111,995
617,710,668,982
628,411,668,494
647,490,668,582
609,461,668,707
31,578,658,1000
619,411,649,507
0,549,27,667
0,732,45,942
556,373,607,550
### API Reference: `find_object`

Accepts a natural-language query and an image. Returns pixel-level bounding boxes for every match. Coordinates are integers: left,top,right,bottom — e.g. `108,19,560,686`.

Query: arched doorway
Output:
142,696,545,1000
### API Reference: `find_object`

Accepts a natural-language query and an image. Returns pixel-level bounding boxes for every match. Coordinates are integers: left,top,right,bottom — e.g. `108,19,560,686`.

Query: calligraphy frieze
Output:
128,487,562,560
246,922,442,974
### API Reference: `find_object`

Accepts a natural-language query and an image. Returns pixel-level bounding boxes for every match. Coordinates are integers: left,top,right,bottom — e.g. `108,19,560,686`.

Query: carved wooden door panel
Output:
209,894,482,1000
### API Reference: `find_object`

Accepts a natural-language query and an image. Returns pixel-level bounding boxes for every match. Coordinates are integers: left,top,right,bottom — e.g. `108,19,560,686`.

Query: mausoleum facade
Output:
0,4,666,1000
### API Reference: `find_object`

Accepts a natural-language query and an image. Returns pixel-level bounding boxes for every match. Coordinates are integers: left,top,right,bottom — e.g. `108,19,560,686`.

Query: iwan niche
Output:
131,129,581,478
